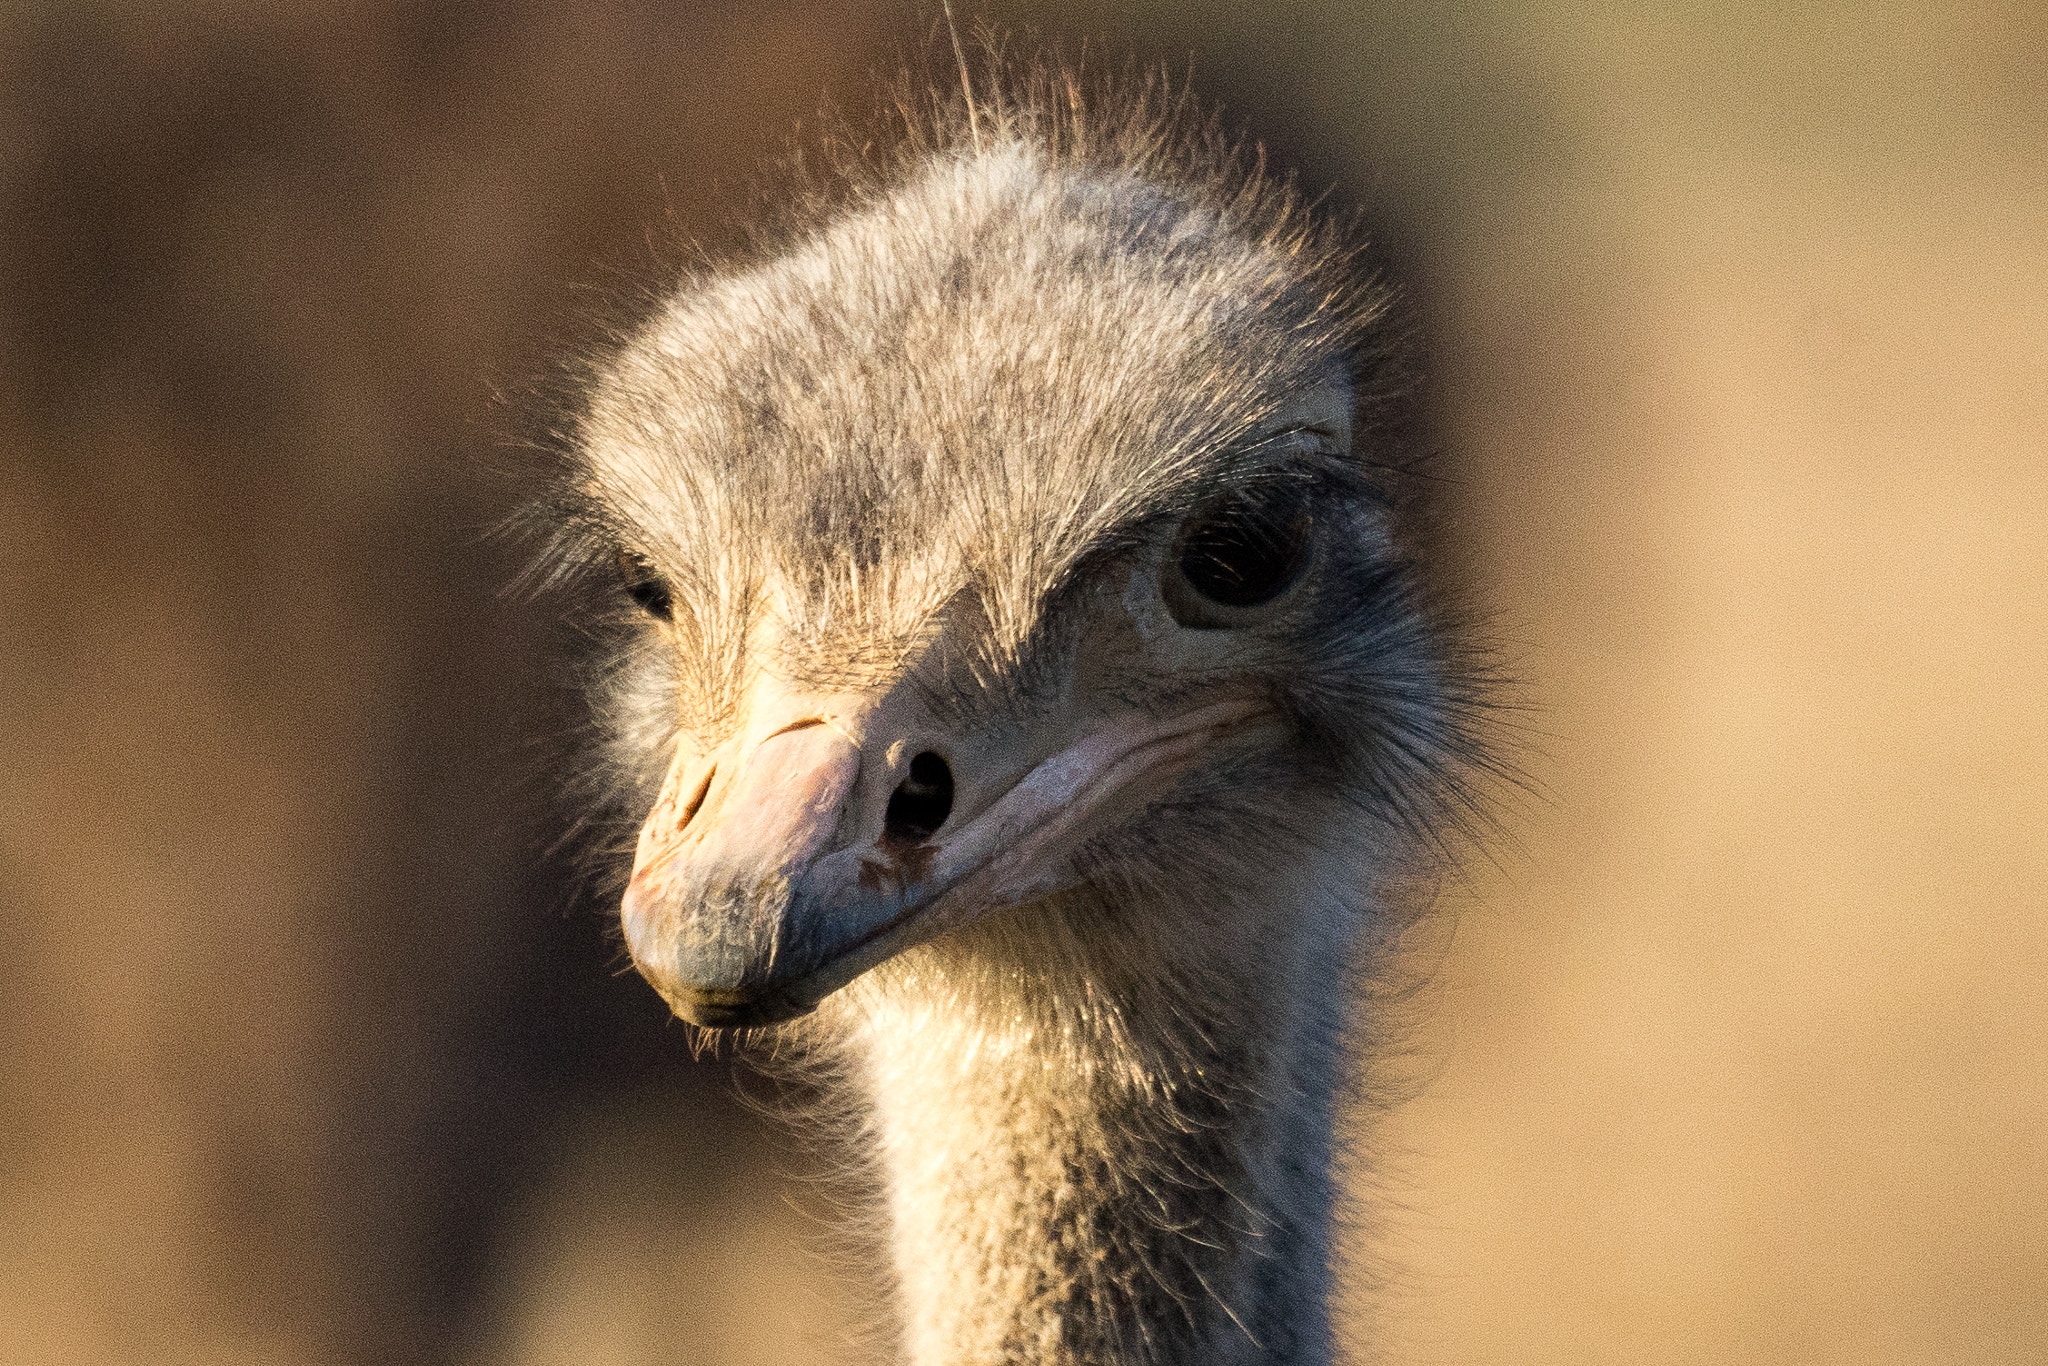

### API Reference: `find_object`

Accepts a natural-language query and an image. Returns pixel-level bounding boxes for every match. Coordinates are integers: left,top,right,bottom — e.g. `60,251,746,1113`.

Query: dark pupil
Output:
615,550,673,619
1177,488,1310,607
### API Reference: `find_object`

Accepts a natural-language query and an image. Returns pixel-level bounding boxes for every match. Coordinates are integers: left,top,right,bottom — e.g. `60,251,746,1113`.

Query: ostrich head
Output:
545,95,1471,1040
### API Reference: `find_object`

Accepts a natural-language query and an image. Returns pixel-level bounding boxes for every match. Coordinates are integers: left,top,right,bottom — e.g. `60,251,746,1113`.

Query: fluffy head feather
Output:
534,65,1477,862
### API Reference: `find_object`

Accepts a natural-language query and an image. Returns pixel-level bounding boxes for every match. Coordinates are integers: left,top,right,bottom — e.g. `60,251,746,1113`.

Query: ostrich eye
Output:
1163,485,1313,627
614,549,673,620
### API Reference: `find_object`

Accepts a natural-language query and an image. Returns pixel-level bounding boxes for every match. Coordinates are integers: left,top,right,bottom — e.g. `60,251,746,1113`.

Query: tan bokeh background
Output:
2,4,2041,1364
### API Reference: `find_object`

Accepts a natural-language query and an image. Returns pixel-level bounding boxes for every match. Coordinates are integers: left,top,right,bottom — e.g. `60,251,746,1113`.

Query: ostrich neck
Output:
845,880,1350,1365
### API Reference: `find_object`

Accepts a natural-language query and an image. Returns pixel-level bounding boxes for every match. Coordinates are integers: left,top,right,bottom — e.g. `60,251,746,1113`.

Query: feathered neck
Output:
818,856,1362,1365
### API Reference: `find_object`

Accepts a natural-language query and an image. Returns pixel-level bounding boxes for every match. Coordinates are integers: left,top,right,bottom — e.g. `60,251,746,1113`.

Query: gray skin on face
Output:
546,107,1478,1366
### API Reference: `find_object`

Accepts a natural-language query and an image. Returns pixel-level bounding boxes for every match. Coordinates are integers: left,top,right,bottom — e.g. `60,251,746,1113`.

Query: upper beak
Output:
622,683,1265,1028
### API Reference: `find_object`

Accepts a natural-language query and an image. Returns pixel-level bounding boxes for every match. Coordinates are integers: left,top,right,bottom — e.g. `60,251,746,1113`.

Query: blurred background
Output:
2,2,2042,1363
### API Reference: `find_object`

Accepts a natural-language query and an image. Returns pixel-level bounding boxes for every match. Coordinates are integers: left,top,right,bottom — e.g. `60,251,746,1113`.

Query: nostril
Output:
884,752,954,843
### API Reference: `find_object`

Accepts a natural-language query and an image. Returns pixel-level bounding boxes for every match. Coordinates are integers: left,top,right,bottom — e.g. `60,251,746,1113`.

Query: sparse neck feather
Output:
832,864,1356,1365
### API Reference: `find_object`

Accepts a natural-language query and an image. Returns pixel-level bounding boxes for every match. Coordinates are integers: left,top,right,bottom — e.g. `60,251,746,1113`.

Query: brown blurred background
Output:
2,3,2042,1364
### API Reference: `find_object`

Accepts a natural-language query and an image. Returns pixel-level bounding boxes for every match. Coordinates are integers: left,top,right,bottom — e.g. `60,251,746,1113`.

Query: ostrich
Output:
534,65,1484,1366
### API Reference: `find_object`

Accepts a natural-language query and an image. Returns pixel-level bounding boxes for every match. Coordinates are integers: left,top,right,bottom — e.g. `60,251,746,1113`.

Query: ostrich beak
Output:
620,715,863,1027
622,692,1267,1028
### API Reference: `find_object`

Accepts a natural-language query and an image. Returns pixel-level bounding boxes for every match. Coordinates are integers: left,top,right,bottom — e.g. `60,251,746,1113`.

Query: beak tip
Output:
626,922,823,1029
